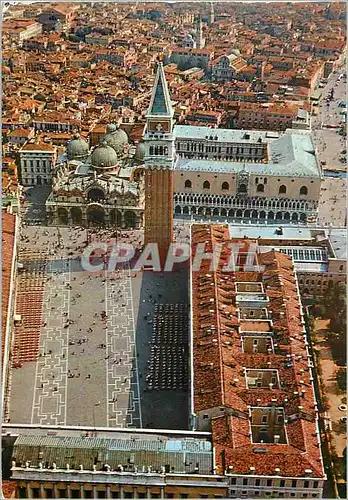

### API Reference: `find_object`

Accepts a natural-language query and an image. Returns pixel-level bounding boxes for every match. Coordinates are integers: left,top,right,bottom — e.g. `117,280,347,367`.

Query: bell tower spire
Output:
143,57,175,267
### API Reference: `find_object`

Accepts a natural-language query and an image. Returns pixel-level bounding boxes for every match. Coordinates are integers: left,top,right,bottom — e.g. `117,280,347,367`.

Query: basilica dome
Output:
102,123,129,155
67,133,89,160
91,141,118,170
134,142,146,162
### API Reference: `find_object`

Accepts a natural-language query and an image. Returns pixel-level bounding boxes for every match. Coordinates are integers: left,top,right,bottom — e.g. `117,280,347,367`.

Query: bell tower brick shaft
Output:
144,168,174,266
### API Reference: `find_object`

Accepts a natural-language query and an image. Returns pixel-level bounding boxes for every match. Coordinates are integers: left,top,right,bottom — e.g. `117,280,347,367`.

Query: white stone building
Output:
19,143,57,186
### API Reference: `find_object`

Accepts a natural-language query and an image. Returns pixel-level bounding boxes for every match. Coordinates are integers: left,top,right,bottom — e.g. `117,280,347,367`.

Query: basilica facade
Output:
46,125,144,229
46,62,322,230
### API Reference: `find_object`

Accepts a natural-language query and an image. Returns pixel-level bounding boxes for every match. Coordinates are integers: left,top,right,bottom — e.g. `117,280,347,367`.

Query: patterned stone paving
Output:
105,265,142,428
31,259,71,425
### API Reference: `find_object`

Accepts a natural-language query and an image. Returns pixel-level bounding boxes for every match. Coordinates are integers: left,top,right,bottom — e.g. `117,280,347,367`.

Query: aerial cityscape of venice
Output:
1,1,346,499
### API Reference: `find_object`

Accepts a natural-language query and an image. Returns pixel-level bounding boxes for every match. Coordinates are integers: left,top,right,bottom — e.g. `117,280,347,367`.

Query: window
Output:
291,480,297,488
243,478,248,486
303,495,308,498
304,481,309,488
256,184,264,192
279,185,286,194
18,488,27,499
262,415,268,424
180,494,188,499
231,478,237,485
84,491,93,499
203,414,209,419
255,479,261,486
45,490,53,499
185,179,192,188
97,491,106,499
238,183,247,193
32,489,40,499
111,493,120,499
203,180,210,189
124,493,133,499
300,186,308,195
280,480,285,487
222,181,229,190
267,479,272,487
58,491,67,499
138,494,146,499
313,482,318,489
71,490,80,499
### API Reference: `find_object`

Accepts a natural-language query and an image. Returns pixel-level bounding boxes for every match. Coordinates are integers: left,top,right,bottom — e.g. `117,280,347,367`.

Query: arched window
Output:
184,179,192,188
300,186,308,196
203,180,210,189
238,184,247,194
221,181,229,191
279,185,286,194
256,184,264,193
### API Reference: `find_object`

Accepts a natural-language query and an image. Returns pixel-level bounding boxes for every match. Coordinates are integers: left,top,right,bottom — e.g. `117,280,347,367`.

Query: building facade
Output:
6,429,228,499
45,129,143,228
19,143,57,186
211,52,247,82
172,127,321,223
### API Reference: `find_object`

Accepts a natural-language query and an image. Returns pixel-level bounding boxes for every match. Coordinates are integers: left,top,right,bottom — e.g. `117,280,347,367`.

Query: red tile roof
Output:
1,211,16,365
191,224,325,479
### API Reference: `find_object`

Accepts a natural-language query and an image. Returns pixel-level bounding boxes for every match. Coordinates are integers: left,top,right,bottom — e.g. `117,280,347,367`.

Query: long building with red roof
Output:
190,224,326,498
1,210,18,412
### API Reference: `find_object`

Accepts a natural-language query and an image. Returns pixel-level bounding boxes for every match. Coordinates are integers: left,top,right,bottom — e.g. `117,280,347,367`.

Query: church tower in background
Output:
143,58,175,266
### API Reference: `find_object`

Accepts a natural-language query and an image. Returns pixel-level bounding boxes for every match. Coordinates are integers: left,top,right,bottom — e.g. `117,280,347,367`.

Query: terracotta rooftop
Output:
191,224,325,479
1,211,16,365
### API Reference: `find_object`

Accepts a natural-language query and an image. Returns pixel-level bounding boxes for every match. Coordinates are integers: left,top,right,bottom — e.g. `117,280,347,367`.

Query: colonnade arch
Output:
173,192,314,223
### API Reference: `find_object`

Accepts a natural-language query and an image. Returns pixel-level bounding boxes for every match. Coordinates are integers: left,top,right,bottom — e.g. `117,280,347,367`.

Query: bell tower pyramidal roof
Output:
146,59,174,119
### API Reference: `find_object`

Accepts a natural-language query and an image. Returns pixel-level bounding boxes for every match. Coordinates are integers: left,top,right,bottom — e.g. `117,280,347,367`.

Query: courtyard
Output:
7,225,189,430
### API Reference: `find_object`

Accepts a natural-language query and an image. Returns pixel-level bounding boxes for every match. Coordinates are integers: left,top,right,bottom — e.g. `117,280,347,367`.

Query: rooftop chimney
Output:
275,467,281,474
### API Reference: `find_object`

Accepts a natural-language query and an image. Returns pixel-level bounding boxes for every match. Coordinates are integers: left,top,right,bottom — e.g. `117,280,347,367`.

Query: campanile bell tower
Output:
143,58,175,266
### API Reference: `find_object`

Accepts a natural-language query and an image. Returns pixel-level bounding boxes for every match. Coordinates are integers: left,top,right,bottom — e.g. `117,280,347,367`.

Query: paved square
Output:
8,226,189,430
